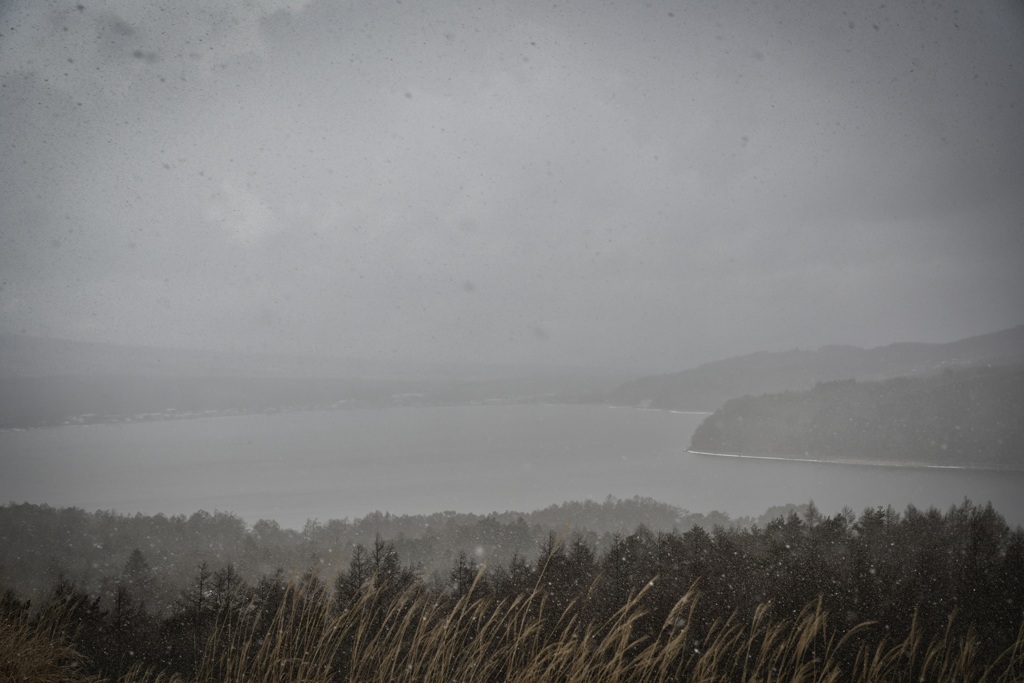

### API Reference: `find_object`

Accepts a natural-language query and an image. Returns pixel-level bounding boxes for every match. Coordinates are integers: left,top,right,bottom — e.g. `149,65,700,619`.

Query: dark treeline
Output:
2,499,1021,680
0,497,797,605
691,365,1024,468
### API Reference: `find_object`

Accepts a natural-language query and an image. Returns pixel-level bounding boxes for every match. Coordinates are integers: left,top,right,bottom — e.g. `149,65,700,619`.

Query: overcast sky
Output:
1,0,1022,371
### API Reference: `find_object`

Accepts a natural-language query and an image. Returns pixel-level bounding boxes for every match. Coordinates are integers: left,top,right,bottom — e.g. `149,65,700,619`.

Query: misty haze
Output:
1,0,1023,680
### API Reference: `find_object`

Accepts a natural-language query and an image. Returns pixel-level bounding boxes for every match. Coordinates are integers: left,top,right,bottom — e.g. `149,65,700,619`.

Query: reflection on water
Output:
1,405,1021,529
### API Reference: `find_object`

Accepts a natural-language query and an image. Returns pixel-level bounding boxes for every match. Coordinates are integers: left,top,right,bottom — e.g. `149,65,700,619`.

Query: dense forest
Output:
3,499,1022,681
690,365,1024,469
0,497,786,604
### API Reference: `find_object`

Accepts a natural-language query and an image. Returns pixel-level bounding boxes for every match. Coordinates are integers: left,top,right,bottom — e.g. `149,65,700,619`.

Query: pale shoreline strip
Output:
685,449,1024,474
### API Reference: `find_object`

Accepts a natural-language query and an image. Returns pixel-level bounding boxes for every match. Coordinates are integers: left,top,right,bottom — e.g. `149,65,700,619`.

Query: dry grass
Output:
0,602,102,682
5,576,1023,682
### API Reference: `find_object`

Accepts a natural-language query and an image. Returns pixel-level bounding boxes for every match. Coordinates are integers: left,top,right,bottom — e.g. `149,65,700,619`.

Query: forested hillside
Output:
690,365,1024,468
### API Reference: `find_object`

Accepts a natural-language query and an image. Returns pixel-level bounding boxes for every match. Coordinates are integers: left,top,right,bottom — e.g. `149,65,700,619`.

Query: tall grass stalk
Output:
5,578,1023,682
0,600,101,682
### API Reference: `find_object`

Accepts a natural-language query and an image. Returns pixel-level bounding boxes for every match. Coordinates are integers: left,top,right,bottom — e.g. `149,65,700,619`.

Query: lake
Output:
2,404,1021,529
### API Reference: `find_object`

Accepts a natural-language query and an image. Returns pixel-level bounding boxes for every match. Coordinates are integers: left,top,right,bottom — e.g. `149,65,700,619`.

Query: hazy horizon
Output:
5,319,1022,378
2,0,1023,371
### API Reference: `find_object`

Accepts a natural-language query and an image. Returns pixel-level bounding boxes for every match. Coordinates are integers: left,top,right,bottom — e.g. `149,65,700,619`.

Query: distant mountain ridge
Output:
0,333,579,381
604,325,1024,411
0,335,632,428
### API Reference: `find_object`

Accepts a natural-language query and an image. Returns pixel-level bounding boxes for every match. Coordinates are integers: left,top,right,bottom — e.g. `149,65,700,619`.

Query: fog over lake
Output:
3,405,1020,530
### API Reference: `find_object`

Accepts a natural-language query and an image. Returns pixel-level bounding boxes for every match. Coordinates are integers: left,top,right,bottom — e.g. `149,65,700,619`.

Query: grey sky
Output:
1,0,1022,370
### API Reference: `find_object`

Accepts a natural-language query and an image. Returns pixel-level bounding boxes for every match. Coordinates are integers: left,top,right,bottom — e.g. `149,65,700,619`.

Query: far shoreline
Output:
0,400,713,432
686,448,1024,474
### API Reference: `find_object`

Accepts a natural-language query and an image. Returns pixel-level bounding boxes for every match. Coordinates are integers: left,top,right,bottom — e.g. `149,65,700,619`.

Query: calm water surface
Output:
1,405,1021,528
